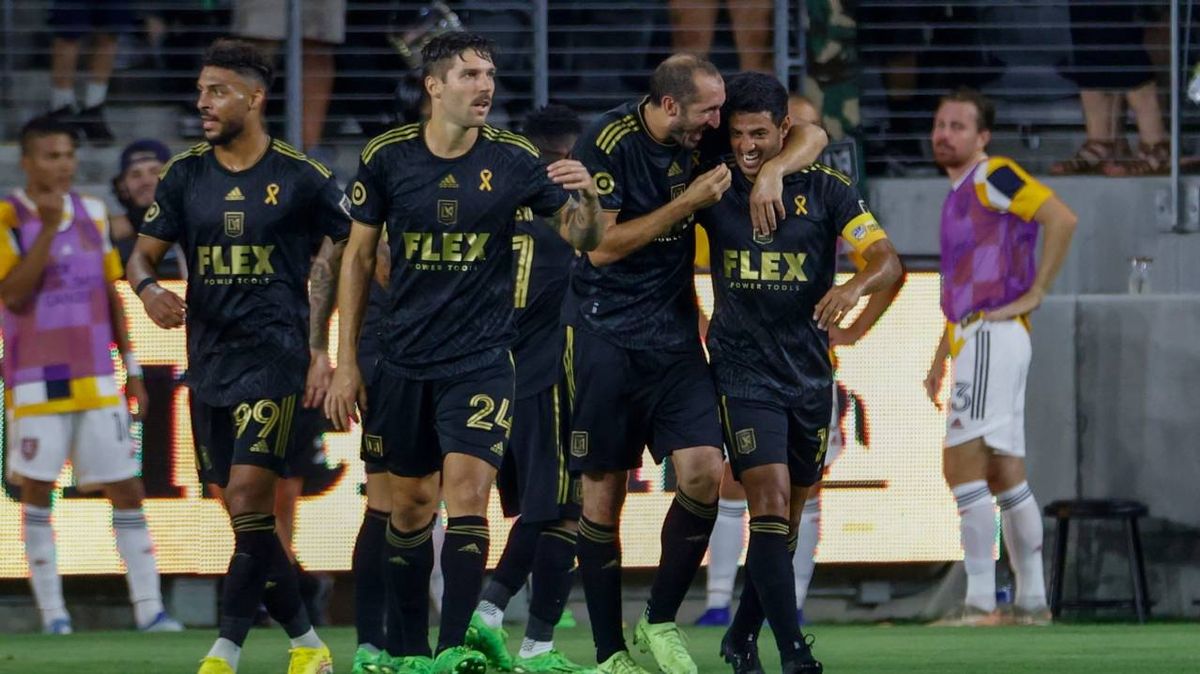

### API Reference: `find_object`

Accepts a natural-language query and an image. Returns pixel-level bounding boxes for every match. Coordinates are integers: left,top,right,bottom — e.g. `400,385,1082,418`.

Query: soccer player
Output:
0,115,182,635
702,72,901,673
924,88,1076,626
325,32,604,674
126,39,349,674
465,105,591,673
698,92,905,627
567,55,827,674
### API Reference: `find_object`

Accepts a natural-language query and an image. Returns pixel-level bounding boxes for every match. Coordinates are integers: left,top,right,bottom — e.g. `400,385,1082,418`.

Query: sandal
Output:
1050,139,1121,175
1104,140,1169,177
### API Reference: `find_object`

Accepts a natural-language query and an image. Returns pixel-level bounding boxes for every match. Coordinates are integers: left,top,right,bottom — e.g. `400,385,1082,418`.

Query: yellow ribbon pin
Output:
794,195,808,216
479,169,493,192
265,183,280,205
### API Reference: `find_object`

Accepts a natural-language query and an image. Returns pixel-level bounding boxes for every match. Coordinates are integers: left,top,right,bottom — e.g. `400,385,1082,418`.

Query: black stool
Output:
1044,499,1151,623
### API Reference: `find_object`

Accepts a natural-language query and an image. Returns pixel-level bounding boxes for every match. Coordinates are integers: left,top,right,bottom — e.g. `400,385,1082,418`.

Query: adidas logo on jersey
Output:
668,161,682,177
225,186,245,201
249,440,269,454
440,174,459,189
388,556,409,566
458,543,482,555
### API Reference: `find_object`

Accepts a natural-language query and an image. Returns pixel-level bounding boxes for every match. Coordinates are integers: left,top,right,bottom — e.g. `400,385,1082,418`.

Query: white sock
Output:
793,497,821,609
289,627,324,649
997,482,1047,610
207,638,241,670
476,599,504,629
83,81,108,109
430,512,445,613
113,508,165,626
706,498,746,609
518,637,553,659
23,505,69,627
51,87,76,111
952,480,997,612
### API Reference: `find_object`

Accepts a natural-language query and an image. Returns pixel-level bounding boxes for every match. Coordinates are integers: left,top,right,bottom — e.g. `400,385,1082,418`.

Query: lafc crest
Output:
224,211,244,238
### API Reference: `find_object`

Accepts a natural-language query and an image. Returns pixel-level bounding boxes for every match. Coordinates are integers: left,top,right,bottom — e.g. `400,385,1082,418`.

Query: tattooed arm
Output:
305,236,345,407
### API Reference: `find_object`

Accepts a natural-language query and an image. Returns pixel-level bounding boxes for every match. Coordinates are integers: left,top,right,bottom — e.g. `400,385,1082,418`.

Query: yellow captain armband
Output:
839,212,888,254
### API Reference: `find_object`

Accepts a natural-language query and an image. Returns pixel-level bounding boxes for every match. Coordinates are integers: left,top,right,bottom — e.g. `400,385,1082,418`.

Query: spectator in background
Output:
1052,2,1167,176
110,140,185,278
47,1,134,144
233,0,346,153
668,0,772,72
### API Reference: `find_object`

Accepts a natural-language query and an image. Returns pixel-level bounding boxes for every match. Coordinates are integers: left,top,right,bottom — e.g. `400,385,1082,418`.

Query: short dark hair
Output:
939,87,995,132
421,32,495,80
19,115,77,156
648,53,721,108
522,105,582,146
723,72,789,126
202,38,274,89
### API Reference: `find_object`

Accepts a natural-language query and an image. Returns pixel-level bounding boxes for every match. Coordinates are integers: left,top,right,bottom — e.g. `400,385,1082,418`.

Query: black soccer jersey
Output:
348,123,569,379
567,98,700,349
702,162,888,405
141,140,351,406
513,210,573,397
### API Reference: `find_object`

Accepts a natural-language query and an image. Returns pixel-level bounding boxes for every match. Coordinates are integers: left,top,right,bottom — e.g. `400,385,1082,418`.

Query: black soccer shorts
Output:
361,350,515,477
566,326,723,473
498,381,581,522
190,390,301,487
719,392,832,488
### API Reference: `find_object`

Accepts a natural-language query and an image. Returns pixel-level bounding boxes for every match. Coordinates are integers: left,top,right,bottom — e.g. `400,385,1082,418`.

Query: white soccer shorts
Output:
944,317,1031,456
6,402,140,487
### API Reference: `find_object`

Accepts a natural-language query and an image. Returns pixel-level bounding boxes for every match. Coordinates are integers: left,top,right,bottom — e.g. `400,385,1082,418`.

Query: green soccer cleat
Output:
555,608,578,629
514,649,596,673
632,616,697,674
352,647,391,673
432,646,488,674
465,612,514,670
595,651,651,674
393,655,436,674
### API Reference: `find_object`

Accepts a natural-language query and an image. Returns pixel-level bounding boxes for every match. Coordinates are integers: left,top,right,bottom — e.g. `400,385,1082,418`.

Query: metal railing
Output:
0,0,1195,230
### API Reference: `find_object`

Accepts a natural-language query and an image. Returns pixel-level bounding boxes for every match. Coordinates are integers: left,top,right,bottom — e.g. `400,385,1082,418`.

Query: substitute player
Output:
466,105,591,673
1,116,182,635
701,72,901,674
325,32,604,674
127,39,349,674
567,54,828,674
924,89,1076,626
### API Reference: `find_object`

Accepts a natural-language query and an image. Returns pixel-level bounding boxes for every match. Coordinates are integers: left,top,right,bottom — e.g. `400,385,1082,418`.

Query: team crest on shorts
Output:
570,431,589,458
20,438,38,460
364,434,384,458
735,428,757,455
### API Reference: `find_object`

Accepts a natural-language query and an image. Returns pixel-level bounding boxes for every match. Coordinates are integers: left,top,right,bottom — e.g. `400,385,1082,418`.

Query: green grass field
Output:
1,623,1197,673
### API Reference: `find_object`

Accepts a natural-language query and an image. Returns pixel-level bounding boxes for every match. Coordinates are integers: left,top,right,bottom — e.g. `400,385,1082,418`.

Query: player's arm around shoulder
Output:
751,121,829,234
